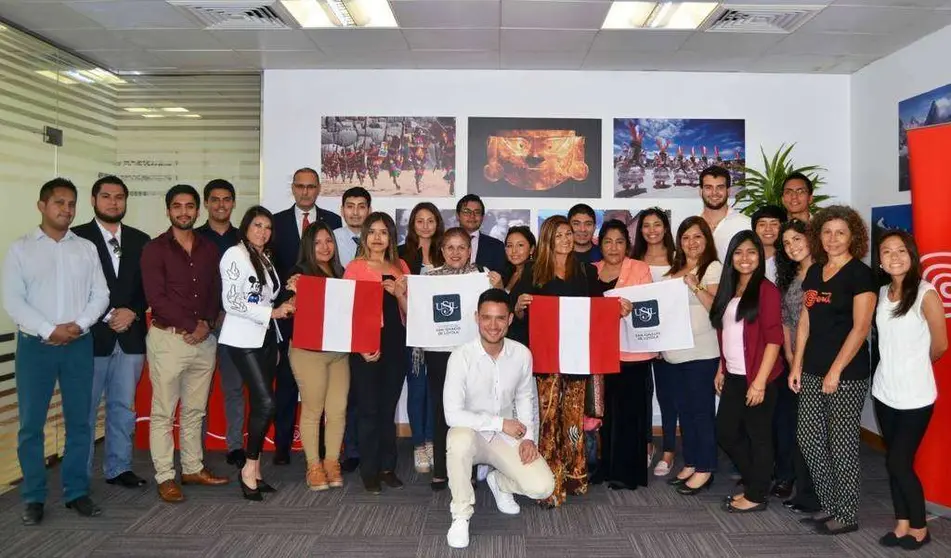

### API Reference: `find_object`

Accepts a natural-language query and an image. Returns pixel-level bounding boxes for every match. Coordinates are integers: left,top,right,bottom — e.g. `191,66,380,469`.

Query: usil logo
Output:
432,294,462,323
435,299,458,317
921,251,951,318
631,299,660,328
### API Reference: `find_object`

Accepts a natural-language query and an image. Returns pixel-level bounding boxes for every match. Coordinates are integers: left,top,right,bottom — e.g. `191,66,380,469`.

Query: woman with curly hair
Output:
788,205,877,535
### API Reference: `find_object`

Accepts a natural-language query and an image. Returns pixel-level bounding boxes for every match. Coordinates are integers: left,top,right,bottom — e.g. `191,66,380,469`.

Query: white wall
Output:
851,24,951,434
261,68,851,426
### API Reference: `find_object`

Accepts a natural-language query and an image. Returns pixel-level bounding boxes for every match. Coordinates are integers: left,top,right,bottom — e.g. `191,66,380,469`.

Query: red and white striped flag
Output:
292,276,383,353
529,295,620,375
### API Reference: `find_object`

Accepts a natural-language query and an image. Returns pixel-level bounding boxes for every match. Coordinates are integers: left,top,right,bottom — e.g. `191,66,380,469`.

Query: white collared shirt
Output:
96,219,121,275
444,337,538,445
469,231,480,264
710,209,752,263
294,205,313,238
2,227,110,339
333,226,361,267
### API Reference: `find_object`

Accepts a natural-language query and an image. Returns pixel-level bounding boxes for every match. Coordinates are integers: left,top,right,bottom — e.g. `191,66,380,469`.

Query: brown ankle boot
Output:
324,460,343,488
306,462,329,491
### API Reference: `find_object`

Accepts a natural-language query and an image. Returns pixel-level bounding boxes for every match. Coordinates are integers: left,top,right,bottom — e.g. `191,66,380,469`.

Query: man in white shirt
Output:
752,205,787,284
333,186,371,267
443,289,555,549
699,165,751,262
2,178,110,526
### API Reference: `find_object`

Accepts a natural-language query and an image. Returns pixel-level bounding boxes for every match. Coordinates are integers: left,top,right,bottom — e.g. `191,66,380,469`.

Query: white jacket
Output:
219,244,282,348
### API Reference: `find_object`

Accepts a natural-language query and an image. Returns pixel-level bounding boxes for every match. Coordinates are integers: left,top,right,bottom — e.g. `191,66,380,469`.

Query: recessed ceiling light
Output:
281,0,397,28
602,1,718,30
161,107,189,113
142,114,165,118
124,107,153,113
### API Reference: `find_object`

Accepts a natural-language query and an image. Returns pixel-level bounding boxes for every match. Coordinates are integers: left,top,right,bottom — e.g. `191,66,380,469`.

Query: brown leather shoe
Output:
181,468,230,486
157,480,185,503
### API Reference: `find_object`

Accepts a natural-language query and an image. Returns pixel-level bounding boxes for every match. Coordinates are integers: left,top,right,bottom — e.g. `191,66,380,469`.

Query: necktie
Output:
108,237,121,257
352,236,359,244
302,211,311,232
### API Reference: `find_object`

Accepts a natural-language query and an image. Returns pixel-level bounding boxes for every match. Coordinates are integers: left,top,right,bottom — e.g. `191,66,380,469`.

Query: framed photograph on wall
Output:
467,117,601,198
613,118,745,199
395,208,531,245
898,83,951,192
320,116,456,197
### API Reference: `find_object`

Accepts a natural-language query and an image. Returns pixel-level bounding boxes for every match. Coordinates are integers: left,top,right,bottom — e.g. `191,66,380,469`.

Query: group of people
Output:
2,165,944,552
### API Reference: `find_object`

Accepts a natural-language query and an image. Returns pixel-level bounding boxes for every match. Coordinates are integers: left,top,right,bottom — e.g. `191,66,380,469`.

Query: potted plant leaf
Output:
733,143,830,216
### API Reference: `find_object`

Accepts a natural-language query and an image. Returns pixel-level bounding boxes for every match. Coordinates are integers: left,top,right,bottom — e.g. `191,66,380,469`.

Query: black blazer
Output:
474,233,506,273
271,205,341,339
71,220,151,356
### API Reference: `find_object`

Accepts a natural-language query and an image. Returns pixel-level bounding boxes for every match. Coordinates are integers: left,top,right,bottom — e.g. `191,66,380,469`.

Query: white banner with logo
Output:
406,273,493,349
604,279,694,353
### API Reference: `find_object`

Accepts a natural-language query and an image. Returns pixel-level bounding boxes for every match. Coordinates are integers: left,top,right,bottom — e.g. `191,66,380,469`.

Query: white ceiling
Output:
1,0,950,74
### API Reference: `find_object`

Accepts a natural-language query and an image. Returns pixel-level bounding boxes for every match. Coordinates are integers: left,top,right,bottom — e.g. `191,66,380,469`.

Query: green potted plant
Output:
733,143,830,216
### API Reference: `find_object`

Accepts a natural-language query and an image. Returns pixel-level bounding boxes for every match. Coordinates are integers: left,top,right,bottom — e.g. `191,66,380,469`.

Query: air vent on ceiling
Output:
703,4,822,34
168,1,293,30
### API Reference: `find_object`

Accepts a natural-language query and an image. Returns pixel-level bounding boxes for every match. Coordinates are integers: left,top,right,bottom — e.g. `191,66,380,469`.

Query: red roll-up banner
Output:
906,124,951,509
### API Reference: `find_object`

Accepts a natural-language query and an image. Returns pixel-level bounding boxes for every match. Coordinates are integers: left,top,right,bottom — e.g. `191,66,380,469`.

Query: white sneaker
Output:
476,464,490,482
487,470,520,515
414,445,431,474
446,518,470,548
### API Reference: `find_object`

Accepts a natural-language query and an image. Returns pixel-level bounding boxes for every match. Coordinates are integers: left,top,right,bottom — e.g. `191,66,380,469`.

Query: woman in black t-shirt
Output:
788,206,877,535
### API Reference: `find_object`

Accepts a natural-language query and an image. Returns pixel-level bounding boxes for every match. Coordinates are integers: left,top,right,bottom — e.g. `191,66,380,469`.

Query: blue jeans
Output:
406,351,434,446
670,358,719,472
16,333,94,503
88,344,144,479
652,359,680,453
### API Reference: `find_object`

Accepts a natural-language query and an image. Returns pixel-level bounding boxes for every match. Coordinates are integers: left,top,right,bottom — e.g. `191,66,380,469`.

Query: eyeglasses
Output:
460,208,483,217
783,188,809,197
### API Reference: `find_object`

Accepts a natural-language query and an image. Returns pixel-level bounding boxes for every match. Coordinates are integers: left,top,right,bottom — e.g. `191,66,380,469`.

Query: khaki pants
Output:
446,427,555,520
146,327,217,484
289,346,350,466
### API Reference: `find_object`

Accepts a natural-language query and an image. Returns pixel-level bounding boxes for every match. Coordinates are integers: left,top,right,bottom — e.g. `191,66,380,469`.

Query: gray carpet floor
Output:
0,442,949,558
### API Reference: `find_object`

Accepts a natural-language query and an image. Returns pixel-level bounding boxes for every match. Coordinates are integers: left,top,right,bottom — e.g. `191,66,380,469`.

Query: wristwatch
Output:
692,283,706,294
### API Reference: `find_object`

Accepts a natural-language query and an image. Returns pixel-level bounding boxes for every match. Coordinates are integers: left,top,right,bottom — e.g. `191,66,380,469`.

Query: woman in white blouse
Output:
219,206,295,501
873,230,946,551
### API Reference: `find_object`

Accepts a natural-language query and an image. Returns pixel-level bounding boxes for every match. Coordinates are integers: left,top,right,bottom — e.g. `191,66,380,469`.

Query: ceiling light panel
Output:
602,2,719,30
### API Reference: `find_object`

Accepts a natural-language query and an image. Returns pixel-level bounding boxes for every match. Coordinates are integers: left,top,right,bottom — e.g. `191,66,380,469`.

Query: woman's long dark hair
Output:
775,219,810,294
631,207,675,264
358,212,400,262
237,205,276,287
503,226,536,287
403,202,445,270
295,221,343,278
599,219,632,254
710,230,766,328
668,216,718,280
878,229,923,318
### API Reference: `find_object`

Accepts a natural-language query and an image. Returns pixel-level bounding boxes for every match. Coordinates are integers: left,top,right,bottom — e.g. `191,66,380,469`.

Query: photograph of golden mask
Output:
483,129,589,192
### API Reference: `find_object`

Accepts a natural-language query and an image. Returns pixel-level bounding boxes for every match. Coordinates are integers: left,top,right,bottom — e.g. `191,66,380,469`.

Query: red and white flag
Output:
529,295,620,375
292,276,383,353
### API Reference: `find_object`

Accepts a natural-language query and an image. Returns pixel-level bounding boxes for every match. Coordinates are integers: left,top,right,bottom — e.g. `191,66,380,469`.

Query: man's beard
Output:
703,197,727,211
171,218,195,231
95,207,126,224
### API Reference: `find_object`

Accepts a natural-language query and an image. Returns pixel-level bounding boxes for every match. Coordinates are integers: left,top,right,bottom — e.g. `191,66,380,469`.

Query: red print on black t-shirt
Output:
803,289,832,308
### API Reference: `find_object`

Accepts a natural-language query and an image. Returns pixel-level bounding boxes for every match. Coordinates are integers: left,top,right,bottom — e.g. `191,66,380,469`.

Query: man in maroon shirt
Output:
141,184,228,503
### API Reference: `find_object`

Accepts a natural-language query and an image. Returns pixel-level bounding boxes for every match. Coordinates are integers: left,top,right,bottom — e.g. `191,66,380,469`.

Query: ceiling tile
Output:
798,5,948,34
831,0,949,7
679,32,785,56
77,48,176,72
316,49,416,68
210,30,318,50
121,29,226,50
822,55,879,73
589,30,693,52
501,1,611,30
0,2,103,30
402,28,499,50
501,49,587,69
148,49,253,70
412,49,500,69
236,49,328,69
745,53,844,73
306,28,409,52
581,50,673,70
501,29,596,51
770,31,913,57
66,0,203,29
392,0,500,28
32,27,134,50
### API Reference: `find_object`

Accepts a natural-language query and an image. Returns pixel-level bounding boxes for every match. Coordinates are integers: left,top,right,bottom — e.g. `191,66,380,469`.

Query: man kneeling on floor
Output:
443,288,555,549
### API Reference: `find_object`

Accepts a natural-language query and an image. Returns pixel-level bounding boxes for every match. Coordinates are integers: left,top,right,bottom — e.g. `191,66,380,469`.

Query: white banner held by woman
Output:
605,279,694,353
406,273,492,349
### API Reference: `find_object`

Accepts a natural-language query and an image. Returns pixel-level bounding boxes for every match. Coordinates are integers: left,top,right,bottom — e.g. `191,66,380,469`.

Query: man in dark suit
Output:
457,194,506,272
270,167,342,465
72,176,151,488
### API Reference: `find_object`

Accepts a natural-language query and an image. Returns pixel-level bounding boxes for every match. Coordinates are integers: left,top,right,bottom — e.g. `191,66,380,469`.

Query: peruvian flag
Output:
528,295,620,374
292,276,383,353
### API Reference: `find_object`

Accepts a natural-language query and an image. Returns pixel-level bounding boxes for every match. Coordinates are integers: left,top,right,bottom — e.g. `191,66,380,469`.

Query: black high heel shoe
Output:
256,479,276,493
667,475,690,487
677,474,714,495
240,478,263,501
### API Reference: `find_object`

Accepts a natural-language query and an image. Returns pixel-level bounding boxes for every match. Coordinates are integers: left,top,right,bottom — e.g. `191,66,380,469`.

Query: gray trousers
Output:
217,341,247,451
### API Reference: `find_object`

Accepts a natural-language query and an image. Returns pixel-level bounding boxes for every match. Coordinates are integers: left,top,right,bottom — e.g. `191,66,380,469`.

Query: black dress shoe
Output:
726,501,768,513
65,496,102,517
363,477,383,495
430,479,448,491
226,449,247,469
240,478,263,501
878,532,901,547
677,474,714,495
256,479,276,493
106,471,147,488
788,502,820,514
770,480,793,499
607,481,635,490
818,521,859,536
666,476,689,487
898,532,931,550
272,450,291,466
340,457,360,473
21,503,43,526
379,471,404,489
